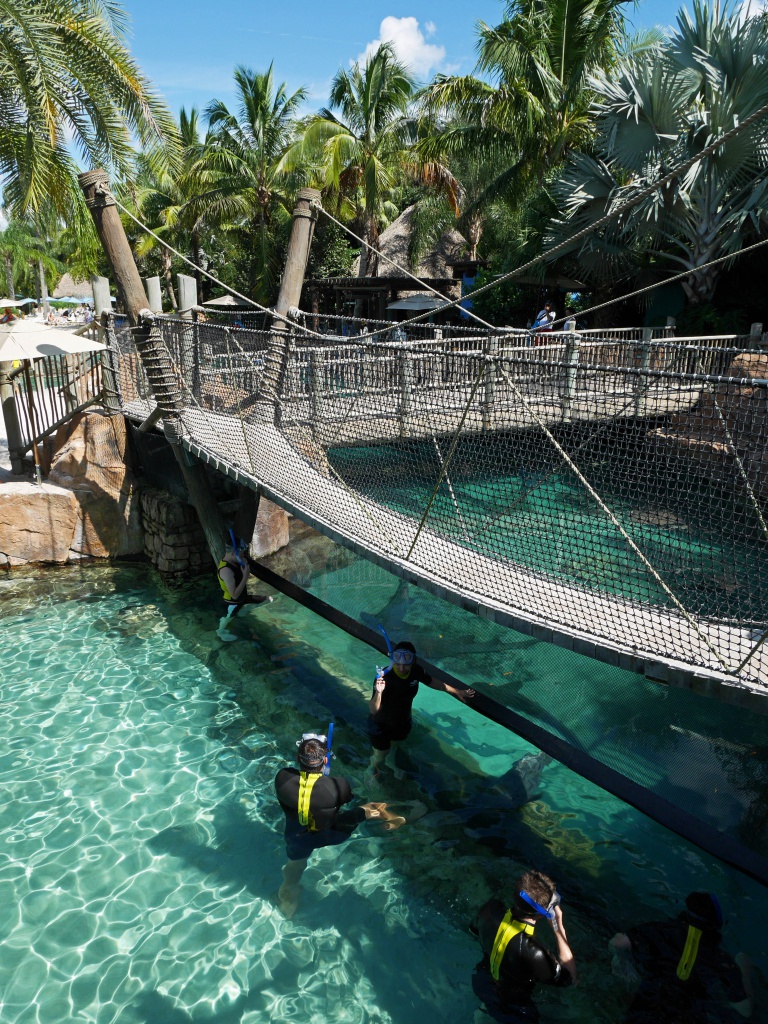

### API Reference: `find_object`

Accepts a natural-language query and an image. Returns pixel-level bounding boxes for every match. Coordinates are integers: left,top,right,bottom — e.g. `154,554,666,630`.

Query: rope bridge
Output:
108,313,768,705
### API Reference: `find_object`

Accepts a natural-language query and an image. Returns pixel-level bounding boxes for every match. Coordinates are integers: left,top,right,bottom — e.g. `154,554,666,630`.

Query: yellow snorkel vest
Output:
298,771,321,831
218,559,239,601
676,925,703,981
490,911,535,980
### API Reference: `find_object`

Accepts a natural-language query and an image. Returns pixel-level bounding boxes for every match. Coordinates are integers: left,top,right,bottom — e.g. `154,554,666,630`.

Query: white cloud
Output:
739,0,767,17
424,21,437,38
357,16,446,79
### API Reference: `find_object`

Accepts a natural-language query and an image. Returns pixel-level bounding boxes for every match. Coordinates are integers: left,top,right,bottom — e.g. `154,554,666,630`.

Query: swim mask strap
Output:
490,911,534,981
519,890,557,921
676,925,702,981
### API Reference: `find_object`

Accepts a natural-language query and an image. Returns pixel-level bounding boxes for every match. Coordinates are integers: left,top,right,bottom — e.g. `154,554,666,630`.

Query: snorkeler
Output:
216,536,272,641
274,731,425,916
609,891,753,1022
366,639,474,781
472,870,576,1024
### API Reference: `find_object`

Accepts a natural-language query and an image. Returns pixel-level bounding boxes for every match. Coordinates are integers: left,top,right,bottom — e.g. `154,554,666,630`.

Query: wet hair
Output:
513,870,557,916
394,641,416,655
685,892,722,931
297,737,327,771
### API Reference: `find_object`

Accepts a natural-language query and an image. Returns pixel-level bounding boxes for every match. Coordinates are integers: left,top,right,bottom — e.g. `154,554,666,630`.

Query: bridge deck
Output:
123,398,768,708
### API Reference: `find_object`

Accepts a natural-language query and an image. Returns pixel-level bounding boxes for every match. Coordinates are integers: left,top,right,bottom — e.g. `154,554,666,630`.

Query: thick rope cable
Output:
111,195,326,340
493,358,733,673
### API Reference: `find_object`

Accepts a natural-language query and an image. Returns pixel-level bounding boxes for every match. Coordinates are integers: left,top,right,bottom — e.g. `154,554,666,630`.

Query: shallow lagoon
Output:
1,558,767,1024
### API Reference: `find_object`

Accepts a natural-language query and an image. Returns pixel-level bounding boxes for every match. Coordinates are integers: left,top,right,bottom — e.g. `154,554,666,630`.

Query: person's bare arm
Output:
731,953,754,1018
427,678,476,703
369,676,385,714
551,905,577,983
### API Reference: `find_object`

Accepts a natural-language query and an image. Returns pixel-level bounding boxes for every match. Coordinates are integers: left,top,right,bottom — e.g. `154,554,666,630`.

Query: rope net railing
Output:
107,313,768,691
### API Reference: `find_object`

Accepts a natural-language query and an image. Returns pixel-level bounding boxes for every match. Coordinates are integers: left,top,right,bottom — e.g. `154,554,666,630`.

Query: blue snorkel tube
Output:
322,722,334,776
519,890,561,931
228,528,246,568
376,624,394,681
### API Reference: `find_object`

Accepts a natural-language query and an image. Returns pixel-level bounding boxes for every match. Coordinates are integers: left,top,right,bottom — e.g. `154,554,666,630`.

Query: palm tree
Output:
0,0,179,217
548,1,768,304
183,65,307,302
0,215,42,299
130,108,210,308
419,0,628,214
286,43,419,277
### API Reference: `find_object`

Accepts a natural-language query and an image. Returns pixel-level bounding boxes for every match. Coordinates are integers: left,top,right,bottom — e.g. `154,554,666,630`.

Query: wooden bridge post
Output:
750,322,763,346
176,274,199,399
78,169,227,565
482,335,499,431
560,322,581,420
89,274,123,415
398,346,412,437
634,327,653,418
145,276,163,313
0,363,25,474
260,188,321,414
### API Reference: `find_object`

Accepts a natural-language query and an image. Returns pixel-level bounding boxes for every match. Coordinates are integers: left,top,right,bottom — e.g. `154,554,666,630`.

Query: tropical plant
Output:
285,43,424,277
181,65,307,302
547,1,768,304
0,0,180,218
419,0,629,215
0,215,47,299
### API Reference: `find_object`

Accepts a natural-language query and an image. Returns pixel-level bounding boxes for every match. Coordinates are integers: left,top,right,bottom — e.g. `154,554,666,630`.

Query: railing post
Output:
750,322,763,347
634,326,653,418
0,361,25,474
176,274,198,398
560,321,581,420
483,335,499,431
309,348,323,437
399,346,412,438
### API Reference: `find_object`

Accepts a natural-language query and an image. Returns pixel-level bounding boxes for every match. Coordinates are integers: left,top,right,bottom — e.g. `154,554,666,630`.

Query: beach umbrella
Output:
0,318,106,486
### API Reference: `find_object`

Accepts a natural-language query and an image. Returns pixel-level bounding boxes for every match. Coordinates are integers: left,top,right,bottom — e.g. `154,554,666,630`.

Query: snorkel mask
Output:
393,648,415,666
519,889,561,930
228,528,248,568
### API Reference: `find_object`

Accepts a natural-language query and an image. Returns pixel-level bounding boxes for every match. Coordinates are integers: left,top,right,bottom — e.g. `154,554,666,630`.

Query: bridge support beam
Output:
78,168,228,566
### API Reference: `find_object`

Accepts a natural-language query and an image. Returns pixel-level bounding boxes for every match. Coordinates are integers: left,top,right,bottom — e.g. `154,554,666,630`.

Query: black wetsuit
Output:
274,768,365,861
623,918,747,1024
368,664,432,750
473,899,572,1024
218,559,268,614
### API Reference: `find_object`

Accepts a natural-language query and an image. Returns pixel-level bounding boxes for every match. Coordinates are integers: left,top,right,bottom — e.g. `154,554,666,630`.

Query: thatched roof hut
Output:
52,273,93,300
356,205,467,280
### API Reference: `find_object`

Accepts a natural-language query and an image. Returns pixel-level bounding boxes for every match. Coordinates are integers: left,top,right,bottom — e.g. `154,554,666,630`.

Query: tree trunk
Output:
38,258,50,316
192,228,203,299
466,214,483,262
162,249,177,309
3,251,14,300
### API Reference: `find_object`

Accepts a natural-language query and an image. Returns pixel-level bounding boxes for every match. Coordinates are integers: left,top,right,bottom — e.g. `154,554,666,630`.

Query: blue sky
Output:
122,0,683,118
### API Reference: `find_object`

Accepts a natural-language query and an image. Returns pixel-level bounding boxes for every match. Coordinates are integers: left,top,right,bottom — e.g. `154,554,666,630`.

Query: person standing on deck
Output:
216,538,272,641
366,640,474,781
472,870,576,1024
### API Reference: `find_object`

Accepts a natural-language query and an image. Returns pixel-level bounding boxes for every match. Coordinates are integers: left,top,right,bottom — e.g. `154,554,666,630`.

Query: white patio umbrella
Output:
202,294,249,307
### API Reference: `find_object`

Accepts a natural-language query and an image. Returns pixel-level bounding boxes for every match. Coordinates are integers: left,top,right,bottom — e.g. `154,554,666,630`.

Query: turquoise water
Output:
1,560,767,1024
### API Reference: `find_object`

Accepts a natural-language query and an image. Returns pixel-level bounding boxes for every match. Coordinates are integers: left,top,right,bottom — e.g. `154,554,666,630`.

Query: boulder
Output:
0,482,79,565
47,409,144,558
252,498,289,557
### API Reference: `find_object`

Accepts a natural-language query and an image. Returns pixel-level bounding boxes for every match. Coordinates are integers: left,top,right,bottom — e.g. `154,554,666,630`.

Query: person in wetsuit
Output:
609,891,753,1023
216,540,272,641
274,734,423,916
473,870,576,1023
367,640,474,780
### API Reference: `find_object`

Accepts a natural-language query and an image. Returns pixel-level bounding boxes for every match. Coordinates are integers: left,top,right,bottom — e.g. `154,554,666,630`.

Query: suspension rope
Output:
494,359,733,673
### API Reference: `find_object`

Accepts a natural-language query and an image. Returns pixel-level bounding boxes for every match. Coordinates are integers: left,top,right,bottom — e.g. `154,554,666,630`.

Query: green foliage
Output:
307,222,357,280
465,266,533,326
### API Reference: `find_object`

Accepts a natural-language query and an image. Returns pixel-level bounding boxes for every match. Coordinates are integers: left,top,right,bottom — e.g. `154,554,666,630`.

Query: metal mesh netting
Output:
108,314,768,693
